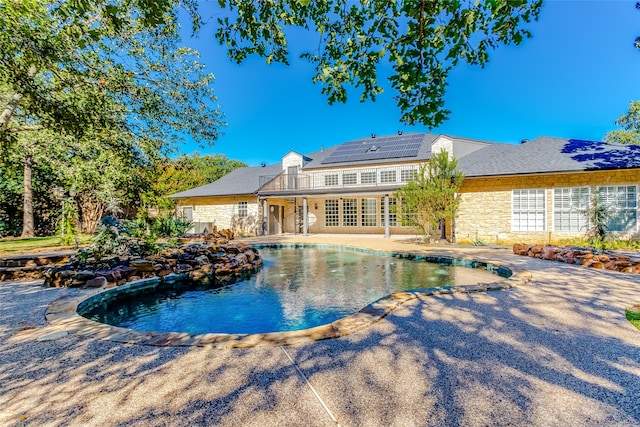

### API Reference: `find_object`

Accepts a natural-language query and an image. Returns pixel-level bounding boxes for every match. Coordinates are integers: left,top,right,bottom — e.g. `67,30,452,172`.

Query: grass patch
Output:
626,305,640,331
0,235,93,255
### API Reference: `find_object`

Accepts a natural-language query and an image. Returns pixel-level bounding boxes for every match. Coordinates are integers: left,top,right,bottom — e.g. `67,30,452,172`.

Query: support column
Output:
384,195,390,238
262,199,268,236
303,197,308,236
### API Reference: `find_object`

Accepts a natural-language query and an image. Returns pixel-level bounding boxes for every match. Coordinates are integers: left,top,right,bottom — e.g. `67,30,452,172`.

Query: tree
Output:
584,191,610,251
0,133,63,237
604,2,639,145
7,0,541,129
395,150,464,242
145,153,247,211
215,0,542,127
605,100,640,145
0,0,224,236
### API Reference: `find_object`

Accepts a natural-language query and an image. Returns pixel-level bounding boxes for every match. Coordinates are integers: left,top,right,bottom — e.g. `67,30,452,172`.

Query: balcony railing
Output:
259,165,421,192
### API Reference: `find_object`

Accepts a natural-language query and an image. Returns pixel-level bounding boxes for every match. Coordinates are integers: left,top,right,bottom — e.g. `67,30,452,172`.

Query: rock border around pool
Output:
45,245,532,349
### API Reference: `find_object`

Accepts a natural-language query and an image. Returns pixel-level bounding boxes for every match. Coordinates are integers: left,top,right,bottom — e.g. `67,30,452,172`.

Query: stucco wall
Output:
455,170,640,245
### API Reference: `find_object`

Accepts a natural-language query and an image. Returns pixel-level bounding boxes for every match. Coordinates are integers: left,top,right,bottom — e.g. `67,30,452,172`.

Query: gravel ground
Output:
1,236,640,426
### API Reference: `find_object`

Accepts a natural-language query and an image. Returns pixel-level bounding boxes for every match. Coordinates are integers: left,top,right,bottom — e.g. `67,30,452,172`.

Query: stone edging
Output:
45,245,532,349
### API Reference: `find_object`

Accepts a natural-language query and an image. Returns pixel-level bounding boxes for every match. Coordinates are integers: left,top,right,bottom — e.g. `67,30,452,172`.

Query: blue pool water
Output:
79,246,501,334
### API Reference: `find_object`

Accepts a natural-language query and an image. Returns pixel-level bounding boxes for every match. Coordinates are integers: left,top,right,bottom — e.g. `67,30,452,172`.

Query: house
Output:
168,133,640,244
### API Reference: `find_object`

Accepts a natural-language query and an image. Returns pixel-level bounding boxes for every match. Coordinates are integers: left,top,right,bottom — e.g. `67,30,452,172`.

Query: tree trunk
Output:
79,192,105,234
20,153,35,238
0,92,23,132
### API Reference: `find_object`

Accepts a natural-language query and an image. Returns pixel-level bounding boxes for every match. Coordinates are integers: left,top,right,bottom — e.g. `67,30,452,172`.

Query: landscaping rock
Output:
38,230,262,288
75,270,96,281
129,260,154,272
86,276,107,288
513,243,640,274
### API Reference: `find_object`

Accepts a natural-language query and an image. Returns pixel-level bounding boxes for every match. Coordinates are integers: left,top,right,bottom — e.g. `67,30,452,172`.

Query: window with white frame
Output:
325,199,339,226
380,197,398,227
361,198,377,226
343,173,357,185
380,170,396,184
598,185,638,232
342,198,358,226
238,201,248,218
324,174,338,186
182,206,193,221
553,187,589,232
512,189,546,231
401,169,418,182
360,171,376,184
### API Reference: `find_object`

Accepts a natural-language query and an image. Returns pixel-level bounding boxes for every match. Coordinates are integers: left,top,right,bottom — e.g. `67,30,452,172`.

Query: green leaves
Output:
394,150,464,241
213,0,542,128
605,100,640,145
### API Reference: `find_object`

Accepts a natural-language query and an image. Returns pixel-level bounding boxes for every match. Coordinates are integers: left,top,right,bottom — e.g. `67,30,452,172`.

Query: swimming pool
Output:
78,246,504,335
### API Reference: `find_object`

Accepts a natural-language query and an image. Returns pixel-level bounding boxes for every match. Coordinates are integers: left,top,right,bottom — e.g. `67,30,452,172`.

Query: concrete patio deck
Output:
1,235,639,426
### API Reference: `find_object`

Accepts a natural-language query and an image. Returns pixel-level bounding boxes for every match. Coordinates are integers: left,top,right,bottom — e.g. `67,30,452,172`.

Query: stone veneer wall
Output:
177,196,260,237
456,169,640,245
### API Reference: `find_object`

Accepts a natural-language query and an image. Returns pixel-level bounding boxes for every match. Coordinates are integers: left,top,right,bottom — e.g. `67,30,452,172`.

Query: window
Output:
182,206,193,221
512,189,546,231
380,197,397,227
360,171,376,185
553,187,589,232
238,201,248,218
324,174,338,186
361,198,377,226
343,173,357,185
325,199,339,226
380,170,396,184
342,198,358,226
401,169,418,182
598,185,638,232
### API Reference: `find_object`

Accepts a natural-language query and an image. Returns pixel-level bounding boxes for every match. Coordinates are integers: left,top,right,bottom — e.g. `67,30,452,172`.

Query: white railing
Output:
259,164,422,192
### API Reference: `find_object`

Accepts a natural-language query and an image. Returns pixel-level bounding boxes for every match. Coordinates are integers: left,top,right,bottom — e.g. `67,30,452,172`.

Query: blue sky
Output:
179,1,640,166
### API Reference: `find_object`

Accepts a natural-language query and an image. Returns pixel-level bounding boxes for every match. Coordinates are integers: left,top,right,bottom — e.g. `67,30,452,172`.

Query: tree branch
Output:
7,124,45,133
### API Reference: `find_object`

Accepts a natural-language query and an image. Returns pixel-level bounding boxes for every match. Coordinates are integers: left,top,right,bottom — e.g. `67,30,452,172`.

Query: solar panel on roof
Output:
321,133,424,164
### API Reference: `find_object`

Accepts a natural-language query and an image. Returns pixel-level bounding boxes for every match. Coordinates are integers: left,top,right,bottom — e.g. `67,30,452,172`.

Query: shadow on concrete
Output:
1,248,640,426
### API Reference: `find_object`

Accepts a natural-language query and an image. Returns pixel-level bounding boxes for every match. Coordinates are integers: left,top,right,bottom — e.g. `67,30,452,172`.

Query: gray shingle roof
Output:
458,137,640,177
169,135,640,199
167,163,282,198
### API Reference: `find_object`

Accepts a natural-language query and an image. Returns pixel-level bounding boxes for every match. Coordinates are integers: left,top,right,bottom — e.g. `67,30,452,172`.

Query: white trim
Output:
596,184,639,232
552,186,590,233
511,188,547,232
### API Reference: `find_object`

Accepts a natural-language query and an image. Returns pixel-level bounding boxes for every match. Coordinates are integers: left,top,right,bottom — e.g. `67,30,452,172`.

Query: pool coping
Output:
44,244,532,348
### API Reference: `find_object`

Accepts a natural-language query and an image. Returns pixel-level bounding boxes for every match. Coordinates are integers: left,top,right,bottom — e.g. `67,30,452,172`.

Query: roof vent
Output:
261,162,266,167
368,145,379,152
398,130,403,135
520,139,529,144
371,133,376,138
